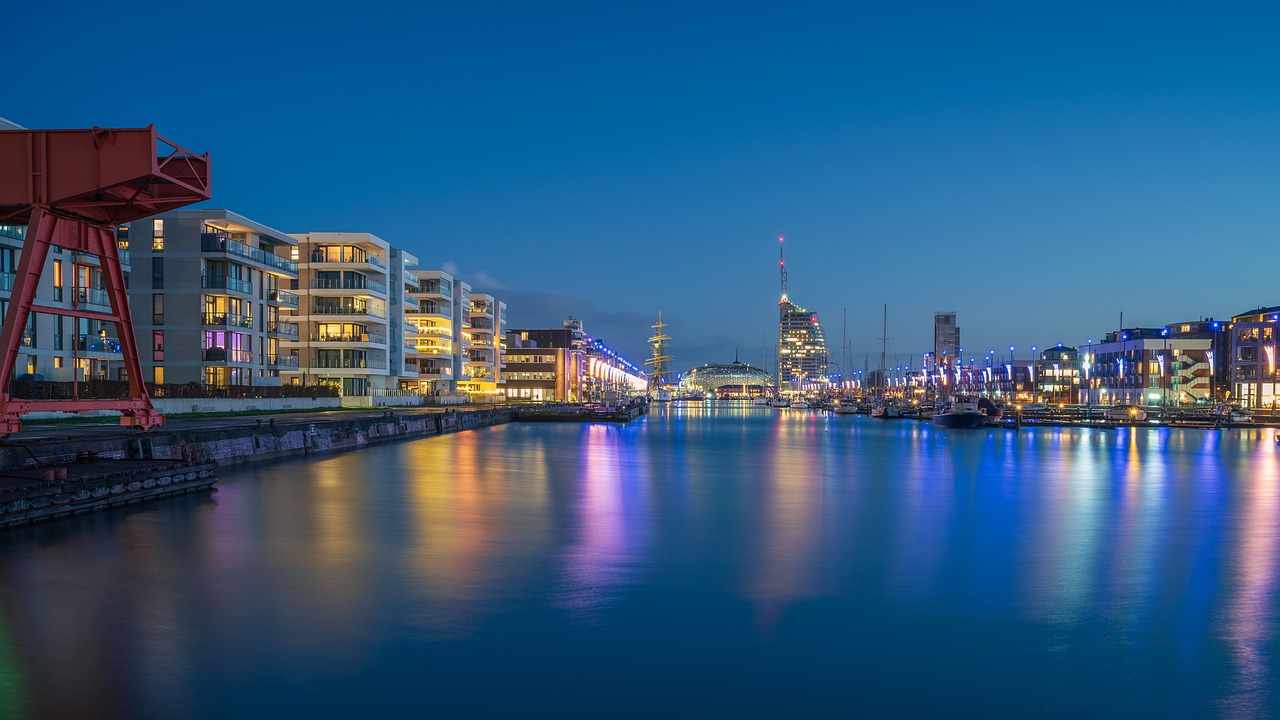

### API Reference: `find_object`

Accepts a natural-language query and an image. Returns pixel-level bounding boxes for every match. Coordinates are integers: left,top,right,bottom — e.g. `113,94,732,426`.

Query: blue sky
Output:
9,2,1280,371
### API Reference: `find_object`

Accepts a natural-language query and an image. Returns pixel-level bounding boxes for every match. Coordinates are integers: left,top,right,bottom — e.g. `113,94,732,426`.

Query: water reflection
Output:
0,408,1275,717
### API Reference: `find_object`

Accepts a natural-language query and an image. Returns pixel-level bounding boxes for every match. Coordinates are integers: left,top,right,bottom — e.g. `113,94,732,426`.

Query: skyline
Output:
7,2,1280,369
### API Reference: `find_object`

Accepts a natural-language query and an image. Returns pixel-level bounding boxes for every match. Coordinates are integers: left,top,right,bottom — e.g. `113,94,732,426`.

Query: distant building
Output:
777,301,827,390
1035,345,1081,404
460,293,506,400
504,317,644,402
1089,328,1211,406
933,312,959,373
1227,306,1279,409
677,359,775,397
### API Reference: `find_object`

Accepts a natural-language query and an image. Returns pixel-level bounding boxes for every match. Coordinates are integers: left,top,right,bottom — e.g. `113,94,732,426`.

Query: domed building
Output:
677,360,776,398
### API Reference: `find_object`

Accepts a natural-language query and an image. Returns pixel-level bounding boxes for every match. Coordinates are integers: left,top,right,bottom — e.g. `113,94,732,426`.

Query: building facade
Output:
1088,328,1212,406
504,318,644,402
777,301,827,390
460,293,506,399
1228,307,1279,409
405,269,459,395
284,232,398,396
933,311,960,375
123,209,300,387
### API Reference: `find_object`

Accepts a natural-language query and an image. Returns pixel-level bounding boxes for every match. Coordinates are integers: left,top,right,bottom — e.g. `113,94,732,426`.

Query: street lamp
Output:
1162,328,1170,408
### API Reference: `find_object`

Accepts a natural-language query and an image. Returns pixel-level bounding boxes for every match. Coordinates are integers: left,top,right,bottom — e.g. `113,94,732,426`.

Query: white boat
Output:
791,399,809,409
871,402,902,419
932,396,986,428
652,389,673,403
1105,405,1146,422
769,397,791,408
753,396,771,406
832,398,859,415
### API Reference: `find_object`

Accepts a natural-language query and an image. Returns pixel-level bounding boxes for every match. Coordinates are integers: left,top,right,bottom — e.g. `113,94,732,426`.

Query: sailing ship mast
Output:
646,312,673,390
880,304,888,398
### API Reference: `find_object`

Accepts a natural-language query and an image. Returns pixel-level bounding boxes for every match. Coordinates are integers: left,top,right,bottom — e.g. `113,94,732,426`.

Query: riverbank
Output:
0,406,514,529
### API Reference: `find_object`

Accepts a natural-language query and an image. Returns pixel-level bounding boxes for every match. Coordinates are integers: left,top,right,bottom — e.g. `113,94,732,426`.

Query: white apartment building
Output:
405,269,460,394
284,232,398,396
460,293,506,399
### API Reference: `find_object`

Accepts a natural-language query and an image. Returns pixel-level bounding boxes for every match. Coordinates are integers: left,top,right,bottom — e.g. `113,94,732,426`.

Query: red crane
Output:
0,126,210,437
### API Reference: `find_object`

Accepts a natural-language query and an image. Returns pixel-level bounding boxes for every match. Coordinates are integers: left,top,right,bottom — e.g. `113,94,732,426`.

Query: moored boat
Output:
932,396,986,428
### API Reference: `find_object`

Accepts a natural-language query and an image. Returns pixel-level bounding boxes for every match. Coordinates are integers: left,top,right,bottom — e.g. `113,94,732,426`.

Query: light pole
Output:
1162,328,1169,409
1084,339,1093,416
1030,346,1038,402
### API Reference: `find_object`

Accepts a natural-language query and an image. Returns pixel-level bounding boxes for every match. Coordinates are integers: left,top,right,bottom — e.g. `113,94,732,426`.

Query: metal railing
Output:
267,354,301,368
202,234,298,274
309,249,386,269
202,347,254,363
310,277,387,294
312,305,387,319
74,287,111,306
311,356,387,370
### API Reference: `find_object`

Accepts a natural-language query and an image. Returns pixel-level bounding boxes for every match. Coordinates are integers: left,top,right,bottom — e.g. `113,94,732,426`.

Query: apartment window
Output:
152,294,164,325
153,366,165,385
152,219,164,252
53,260,63,301
22,314,35,348
152,258,164,289
153,331,164,361
53,316,63,351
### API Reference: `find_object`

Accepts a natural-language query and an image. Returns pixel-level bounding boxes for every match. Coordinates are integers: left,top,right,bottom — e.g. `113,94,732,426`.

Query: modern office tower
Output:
123,209,299,386
0,223,134,382
284,232,397,396
405,269,459,394
460,293,506,399
776,239,827,390
934,312,959,372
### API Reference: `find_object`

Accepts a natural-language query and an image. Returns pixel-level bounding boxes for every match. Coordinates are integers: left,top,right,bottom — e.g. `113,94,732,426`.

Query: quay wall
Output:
0,408,514,470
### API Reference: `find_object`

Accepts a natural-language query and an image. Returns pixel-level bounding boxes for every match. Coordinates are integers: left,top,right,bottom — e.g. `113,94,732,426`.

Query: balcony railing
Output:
312,305,387,319
74,287,111,307
203,312,255,328
267,320,300,337
416,366,452,377
267,289,299,307
312,356,387,370
202,234,298,275
0,272,14,292
203,347,254,364
73,336,122,354
267,354,301,368
310,332,386,344
202,276,253,294
310,249,386,270
310,277,387,294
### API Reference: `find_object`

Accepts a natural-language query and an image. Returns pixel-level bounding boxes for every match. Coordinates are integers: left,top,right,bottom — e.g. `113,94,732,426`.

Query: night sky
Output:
8,2,1280,373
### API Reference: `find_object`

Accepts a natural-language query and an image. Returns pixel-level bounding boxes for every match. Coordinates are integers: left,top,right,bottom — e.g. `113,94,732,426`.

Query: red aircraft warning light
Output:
0,126,210,436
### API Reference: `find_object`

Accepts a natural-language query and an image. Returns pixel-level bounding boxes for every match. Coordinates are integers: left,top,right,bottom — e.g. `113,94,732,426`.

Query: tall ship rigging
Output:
647,312,674,402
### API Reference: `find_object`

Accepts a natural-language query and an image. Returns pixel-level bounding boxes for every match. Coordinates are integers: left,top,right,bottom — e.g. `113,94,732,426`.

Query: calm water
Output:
1,405,1278,718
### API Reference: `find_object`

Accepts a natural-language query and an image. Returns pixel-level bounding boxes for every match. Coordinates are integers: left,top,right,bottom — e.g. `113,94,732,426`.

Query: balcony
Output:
74,287,111,308
416,365,452,378
267,353,301,369
203,347,254,364
203,312,255,329
312,356,387,370
267,289,299,307
267,320,300,338
76,336,122,354
311,332,387,345
309,248,386,271
202,276,253,294
202,234,298,275
310,277,387,295
312,305,387,319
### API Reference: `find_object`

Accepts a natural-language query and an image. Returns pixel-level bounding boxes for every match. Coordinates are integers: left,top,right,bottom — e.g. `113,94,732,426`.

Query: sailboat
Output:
646,313,673,402
872,304,903,419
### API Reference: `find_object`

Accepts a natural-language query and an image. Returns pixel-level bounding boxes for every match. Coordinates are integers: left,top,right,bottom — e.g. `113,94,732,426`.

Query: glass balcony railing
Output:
76,336,122,354
202,276,253,294
312,305,387,319
202,312,255,328
312,356,387,370
0,272,14,292
74,287,111,307
202,234,298,275
267,320,300,337
309,248,386,270
310,332,387,344
202,347,254,364
310,277,387,294
267,354,301,368
267,289,299,307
